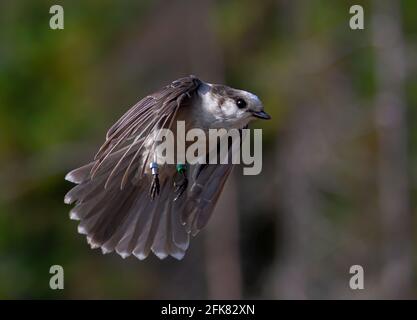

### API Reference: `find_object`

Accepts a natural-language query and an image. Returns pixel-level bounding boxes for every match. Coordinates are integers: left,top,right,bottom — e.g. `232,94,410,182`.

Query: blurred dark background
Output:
1,0,417,299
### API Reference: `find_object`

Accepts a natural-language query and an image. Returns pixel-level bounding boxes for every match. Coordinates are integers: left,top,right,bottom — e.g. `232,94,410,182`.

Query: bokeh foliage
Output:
0,0,416,299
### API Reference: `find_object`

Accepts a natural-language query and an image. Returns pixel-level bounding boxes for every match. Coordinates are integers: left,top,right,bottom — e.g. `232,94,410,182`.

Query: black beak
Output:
250,110,271,120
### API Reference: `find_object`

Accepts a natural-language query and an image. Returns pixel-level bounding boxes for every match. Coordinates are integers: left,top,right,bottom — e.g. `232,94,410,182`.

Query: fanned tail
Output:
65,146,189,260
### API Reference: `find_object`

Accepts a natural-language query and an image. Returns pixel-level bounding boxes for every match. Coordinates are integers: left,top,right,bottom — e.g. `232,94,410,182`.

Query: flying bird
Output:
64,75,270,260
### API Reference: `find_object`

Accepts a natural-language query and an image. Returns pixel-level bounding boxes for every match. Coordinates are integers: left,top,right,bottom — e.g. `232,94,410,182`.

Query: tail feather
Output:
132,182,169,260
65,148,234,261
171,203,190,251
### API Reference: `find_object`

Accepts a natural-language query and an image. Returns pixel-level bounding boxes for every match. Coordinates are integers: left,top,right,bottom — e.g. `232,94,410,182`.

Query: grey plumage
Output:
65,75,269,260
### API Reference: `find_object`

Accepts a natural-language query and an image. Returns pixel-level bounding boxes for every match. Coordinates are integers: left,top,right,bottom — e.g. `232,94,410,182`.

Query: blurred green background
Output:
1,0,417,299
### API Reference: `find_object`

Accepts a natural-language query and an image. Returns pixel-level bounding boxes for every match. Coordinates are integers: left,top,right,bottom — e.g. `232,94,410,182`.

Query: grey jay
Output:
65,75,270,260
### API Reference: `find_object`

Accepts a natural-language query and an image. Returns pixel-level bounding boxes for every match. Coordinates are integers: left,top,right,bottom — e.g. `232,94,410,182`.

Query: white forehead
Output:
203,83,260,104
241,90,261,106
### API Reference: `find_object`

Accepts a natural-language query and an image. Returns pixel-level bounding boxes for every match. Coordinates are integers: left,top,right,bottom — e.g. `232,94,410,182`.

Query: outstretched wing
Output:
65,76,202,260
90,75,202,189
178,133,240,236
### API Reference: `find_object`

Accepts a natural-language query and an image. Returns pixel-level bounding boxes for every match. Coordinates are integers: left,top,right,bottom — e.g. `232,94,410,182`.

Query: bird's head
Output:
197,83,271,129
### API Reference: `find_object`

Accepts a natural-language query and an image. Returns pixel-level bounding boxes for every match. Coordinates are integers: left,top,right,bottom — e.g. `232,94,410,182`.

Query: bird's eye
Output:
236,98,247,109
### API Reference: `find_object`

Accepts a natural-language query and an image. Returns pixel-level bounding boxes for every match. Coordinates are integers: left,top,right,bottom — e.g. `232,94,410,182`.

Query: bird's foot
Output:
149,174,160,200
174,166,188,201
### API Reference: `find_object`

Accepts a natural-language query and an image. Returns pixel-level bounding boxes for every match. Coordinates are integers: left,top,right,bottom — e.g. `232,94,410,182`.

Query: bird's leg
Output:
174,163,188,201
149,162,160,200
